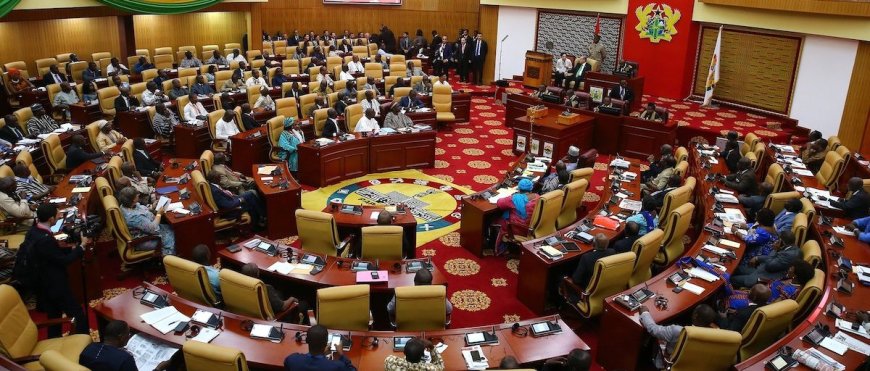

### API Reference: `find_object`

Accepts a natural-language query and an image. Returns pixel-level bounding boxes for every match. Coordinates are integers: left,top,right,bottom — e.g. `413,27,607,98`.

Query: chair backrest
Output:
793,268,824,325
739,299,799,361
207,109,226,141
835,145,851,180
527,190,564,238
225,43,241,50
15,150,42,184
764,163,785,193
275,98,298,120
191,169,218,212
744,132,760,150
361,225,403,260
313,108,329,136
130,82,147,101
68,61,87,83
262,116,282,162
40,134,66,174
199,150,214,177
433,84,453,114
656,203,695,266
389,63,407,77
628,228,666,287
578,252,635,318
120,139,135,165
247,87,261,107
342,104,362,132
659,184,692,231
353,45,369,58
40,349,89,371
674,146,688,163
827,135,841,151
136,48,151,57
4,61,29,78
557,179,588,229
762,191,800,214
218,269,274,320
791,212,808,247
395,285,447,331
12,107,33,136
102,195,141,263
106,156,123,187
35,58,58,77
154,47,173,56
300,93,317,119
393,87,412,101
0,165,13,178
800,240,822,268
568,168,593,183
317,285,370,330
98,86,120,117
95,176,113,198
674,160,689,179
182,340,249,371
246,50,262,61
295,209,342,256
0,284,39,358
815,150,844,191
668,327,742,371
164,255,219,306
154,54,173,69
799,197,815,225
364,63,383,79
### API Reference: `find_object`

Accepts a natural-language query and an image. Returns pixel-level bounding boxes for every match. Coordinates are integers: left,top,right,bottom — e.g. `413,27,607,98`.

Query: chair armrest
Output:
11,355,41,365
274,301,298,322
34,317,73,329
336,234,355,257
306,309,317,326
559,276,587,301
215,206,247,221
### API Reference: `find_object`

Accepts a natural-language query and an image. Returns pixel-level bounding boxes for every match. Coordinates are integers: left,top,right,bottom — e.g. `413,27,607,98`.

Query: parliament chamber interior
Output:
0,0,868,370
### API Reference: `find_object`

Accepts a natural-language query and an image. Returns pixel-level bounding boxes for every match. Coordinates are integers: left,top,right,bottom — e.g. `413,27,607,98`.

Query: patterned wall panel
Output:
535,11,623,73
692,27,801,114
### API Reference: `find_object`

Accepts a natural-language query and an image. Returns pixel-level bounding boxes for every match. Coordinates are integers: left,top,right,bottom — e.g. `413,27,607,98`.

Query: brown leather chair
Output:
560,252,636,318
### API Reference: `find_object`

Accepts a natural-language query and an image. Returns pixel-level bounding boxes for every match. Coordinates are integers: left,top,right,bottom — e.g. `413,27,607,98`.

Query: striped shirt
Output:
151,111,179,138
15,176,48,199
26,115,59,135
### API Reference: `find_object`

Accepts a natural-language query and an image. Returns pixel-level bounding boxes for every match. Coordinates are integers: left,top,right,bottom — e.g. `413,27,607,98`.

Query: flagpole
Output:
702,25,723,108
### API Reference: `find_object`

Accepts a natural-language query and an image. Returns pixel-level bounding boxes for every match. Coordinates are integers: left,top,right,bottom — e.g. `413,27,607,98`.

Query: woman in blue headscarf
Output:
277,117,304,174
494,178,540,256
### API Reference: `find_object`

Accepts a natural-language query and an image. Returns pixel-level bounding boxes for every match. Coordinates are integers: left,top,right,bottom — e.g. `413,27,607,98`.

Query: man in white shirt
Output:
339,65,354,81
354,108,380,133
183,94,209,125
316,66,334,85
434,74,451,88
245,69,267,88
141,81,169,106
348,56,364,74
215,110,240,148
553,53,573,88
360,90,381,116
254,86,275,111
228,48,246,63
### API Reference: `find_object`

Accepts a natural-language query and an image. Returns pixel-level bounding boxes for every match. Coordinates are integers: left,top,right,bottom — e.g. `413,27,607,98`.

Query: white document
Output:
140,307,190,334
190,328,221,343
250,324,274,338
619,199,642,212
466,332,485,343
461,345,489,370
257,165,277,175
719,239,741,249
165,202,185,211
370,211,380,220
140,306,177,325
267,261,295,275
820,337,849,356
833,226,853,235
156,196,171,211
715,194,739,204
701,245,731,257
686,267,719,282
190,310,214,324
124,334,179,371
832,331,870,356
836,319,870,340
487,188,517,204
794,168,814,177
681,281,705,295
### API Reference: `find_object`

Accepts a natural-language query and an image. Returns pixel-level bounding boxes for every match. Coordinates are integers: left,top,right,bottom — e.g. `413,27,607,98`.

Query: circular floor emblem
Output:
327,177,465,233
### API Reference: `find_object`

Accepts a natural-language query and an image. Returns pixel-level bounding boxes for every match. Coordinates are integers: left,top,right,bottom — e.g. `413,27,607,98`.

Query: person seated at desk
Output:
614,221,640,254
639,304,718,370
151,69,168,88
215,110,240,147
142,81,169,106
342,81,358,102
553,53,573,88
13,164,52,200
206,170,264,227
717,284,770,332
844,212,870,243
0,114,26,145
303,95,326,118
374,54,389,69
354,108,380,134
278,117,304,175
801,139,828,174
133,137,162,178
190,243,222,300
530,84,547,99
96,120,127,153
152,103,179,139
406,61,426,78
609,79,634,103
133,56,154,74
254,86,275,112
212,153,254,193
649,174,681,209
26,104,60,136
725,260,814,311
719,130,739,156
316,66,334,86
773,199,801,234
626,196,659,236
6,68,32,96
571,234,615,289
384,337,444,371
0,177,35,228
734,208,779,260
363,77,381,97
593,96,614,113
640,156,676,195
434,74,451,88
65,134,103,169
111,74,130,88
413,78,433,95
388,78,406,99
271,67,290,88
334,92,351,115
206,50,228,67
52,82,79,120
80,320,154,371
235,103,257,131
228,48,246,64
241,263,302,319
348,55,365,74
387,268,452,327
183,93,209,125
117,187,176,256
320,108,343,139
562,89,580,108
120,161,155,203
566,56,591,89
105,57,129,76
42,64,68,85
540,349,592,371
731,230,800,288
831,177,870,219
179,51,202,68
723,157,756,195
338,65,355,82
283,325,356,371
114,86,139,113
246,69,267,88
291,46,306,62
360,90,381,116
560,146,582,171
398,90,425,110
720,139,742,173
201,65,217,84
384,103,414,130
641,144,674,182
638,102,663,122
537,161,569,193
221,74,245,92
315,80,334,100
167,79,188,100
494,178,539,256
738,182,773,222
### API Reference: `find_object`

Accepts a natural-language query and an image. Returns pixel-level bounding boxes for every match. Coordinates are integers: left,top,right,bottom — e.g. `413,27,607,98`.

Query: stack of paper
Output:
124,334,179,371
461,345,489,370
832,331,870,356
681,281,705,295
525,162,547,172
714,193,739,204
315,138,334,146
257,165,277,175
619,199,642,212
701,245,731,257
190,327,221,343
139,307,189,334
836,319,870,340
794,168,814,177
719,239,741,249
267,261,296,275
487,188,517,204
686,267,719,282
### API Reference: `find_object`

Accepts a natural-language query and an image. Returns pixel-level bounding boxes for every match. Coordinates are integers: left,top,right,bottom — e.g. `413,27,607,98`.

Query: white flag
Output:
703,26,723,106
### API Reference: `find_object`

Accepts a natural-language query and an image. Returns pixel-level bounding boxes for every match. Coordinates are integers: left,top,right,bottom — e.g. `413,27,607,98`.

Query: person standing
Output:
471,33,488,85
588,34,606,65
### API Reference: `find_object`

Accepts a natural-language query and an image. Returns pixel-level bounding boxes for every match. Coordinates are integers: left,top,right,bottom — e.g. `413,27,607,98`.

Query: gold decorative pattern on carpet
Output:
503,314,521,323
463,148,485,156
484,120,502,126
583,193,601,203
421,249,436,257
467,161,492,169
444,258,481,276
450,290,491,312
473,175,499,185
506,259,519,274
491,278,508,287
459,138,479,144
438,232,461,247
435,160,449,168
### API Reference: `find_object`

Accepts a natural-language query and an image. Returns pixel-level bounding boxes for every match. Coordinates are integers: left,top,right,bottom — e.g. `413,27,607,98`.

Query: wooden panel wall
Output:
839,41,870,153
479,4,499,85
0,16,122,74
133,12,248,53
700,0,870,18
260,0,480,41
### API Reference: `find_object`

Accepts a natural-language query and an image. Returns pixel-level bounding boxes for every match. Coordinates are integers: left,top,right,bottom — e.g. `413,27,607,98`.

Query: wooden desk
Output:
583,72,645,112
513,110,595,161
156,158,215,257
114,109,154,139
252,163,301,239
297,136,369,187
323,204,418,258
230,127,269,176
618,116,677,160
94,283,587,370
368,130,436,173
174,124,210,159
69,101,102,125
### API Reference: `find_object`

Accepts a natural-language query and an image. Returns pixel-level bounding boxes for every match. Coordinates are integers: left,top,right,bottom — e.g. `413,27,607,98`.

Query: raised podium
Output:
523,50,553,88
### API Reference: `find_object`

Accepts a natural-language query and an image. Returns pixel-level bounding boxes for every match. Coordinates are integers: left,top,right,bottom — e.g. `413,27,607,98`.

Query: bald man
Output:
571,233,615,289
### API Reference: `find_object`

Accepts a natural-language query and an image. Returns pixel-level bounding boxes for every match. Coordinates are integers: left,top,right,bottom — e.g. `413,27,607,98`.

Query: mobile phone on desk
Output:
371,271,379,279
471,350,483,362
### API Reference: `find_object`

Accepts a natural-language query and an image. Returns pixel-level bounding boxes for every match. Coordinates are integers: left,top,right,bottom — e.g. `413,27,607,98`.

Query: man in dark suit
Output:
240,103,259,131
723,157,757,195
613,222,640,254
398,90,425,110
41,65,68,86
471,33,488,85
571,233,615,289
718,284,770,331
65,135,103,169
731,231,801,288
206,171,264,227
721,140,742,173
830,177,870,219
432,41,453,76
738,182,773,222
651,174,682,208
131,138,161,178
608,79,634,103
567,56,592,89
113,86,139,113
320,108,343,139
0,114,26,145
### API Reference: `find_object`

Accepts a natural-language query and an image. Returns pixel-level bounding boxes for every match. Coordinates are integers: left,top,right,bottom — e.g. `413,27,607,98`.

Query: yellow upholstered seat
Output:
392,87,412,101
207,110,228,153
658,181,693,231
628,228,665,287
13,107,33,136
557,179,588,229
815,150,844,191
513,190,563,242
389,63,406,77
655,203,694,266
667,327,742,371
564,252,635,318
35,58,58,78
154,47,173,57
313,108,329,137
762,191,800,213
39,349,88,371
316,285,370,331
97,86,120,118
801,240,822,268
40,134,66,176
345,104,363,132
95,176,113,198
16,151,43,184
793,268,824,326
182,341,249,371
394,285,447,331
295,209,346,257
791,213,808,249
106,156,123,189
299,93,317,119
218,269,276,320
276,98,298,119
153,55,173,69
827,135,841,151
674,160,688,179
191,170,251,232
225,43,241,50
164,255,219,307
568,168,593,184
764,163,785,193
674,146,688,163
353,45,369,59
738,299,799,361
364,63,383,79
752,143,765,172
835,145,851,181
103,195,160,270
361,225,403,260
67,62,87,83
433,84,455,123
266,116,284,162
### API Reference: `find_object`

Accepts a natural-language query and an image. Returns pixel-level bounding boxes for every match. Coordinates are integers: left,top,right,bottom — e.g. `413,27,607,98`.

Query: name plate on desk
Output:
556,113,582,125
526,106,548,119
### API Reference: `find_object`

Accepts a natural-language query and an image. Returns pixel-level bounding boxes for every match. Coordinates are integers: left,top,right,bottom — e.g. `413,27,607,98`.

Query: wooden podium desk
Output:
156,158,215,257
114,109,155,139
297,135,369,187
95,283,586,370
518,156,642,314
69,101,102,125
230,126,270,176
323,203,418,259
368,130,436,173
618,116,677,161
513,110,595,161
523,50,553,88
583,72,645,112
252,163,301,239
597,148,746,371
174,124,210,159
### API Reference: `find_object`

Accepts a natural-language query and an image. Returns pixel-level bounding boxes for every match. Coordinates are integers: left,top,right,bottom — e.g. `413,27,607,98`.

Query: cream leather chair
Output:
191,170,252,233
361,225,403,260
658,180,693,231
364,63,383,79
40,134,66,177
738,299,799,361
389,63,407,77
207,110,229,153
666,327,742,371
153,55,173,69
35,58,58,77
392,87,412,102
39,349,89,371
16,150,43,184
219,269,282,320
140,68,159,83
353,45,369,58
557,179,588,229
433,84,455,124
674,146,688,163
315,285,370,331
561,252,635,318
98,86,120,118
300,93,317,119
793,268,824,325
164,255,220,307
394,285,447,331
791,213,808,247
136,49,150,57
628,228,665,287
762,191,800,214
313,108,329,137
95,176,113,198
12,107,33,136
568,168,593,184
742,132,760,156
674,160,689,179
106,156,123,188
130,82,147,101
827,135,841,151
764,163,785,193
512,190,563,243
275,98,298,120
67,61,87,83
296,209,347,257
246,50,262,61
282,59,300,74
225,43,241,50
103,195,161,272
0,285,92,370
154,47,173,58
199,150,214,176
655,203,695,266
835,145,851,181
345,104,363,132
266,116,285,163
801,240,822,268
182,341,249,371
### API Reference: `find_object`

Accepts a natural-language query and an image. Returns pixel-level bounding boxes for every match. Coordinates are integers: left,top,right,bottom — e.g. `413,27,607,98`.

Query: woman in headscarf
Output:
7,68,33,94
277,117,304,176
494,178,540,256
